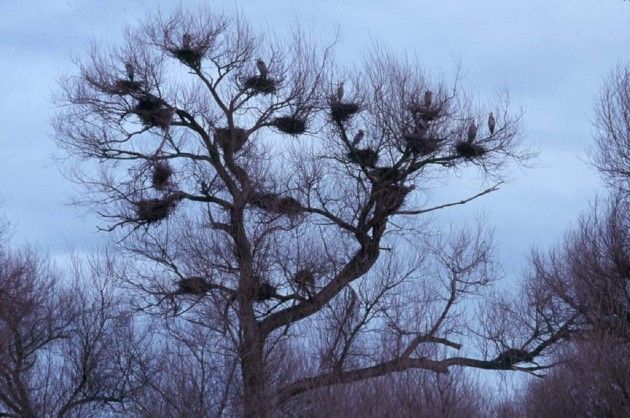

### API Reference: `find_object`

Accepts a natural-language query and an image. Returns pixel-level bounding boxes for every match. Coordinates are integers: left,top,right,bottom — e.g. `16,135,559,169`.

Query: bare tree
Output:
53,8,570,417
593,64,630,193
0,240,149,417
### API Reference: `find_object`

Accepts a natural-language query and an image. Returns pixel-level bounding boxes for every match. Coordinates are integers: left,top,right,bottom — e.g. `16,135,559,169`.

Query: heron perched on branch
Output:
125,62,134,81
488,112,496,135
467,120,477,142
352,129,365,146
424,90,433,108
182,33,192,49
256,58,268,78
336,82,344,102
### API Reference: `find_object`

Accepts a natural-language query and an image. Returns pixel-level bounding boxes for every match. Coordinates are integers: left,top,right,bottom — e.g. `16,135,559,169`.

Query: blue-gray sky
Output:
0,0,628,274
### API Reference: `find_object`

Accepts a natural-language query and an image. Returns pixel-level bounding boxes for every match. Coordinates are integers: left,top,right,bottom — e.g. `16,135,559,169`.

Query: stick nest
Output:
215,127,248,153
293,269,315,290
374,184,412,213
254,281,276,302
455,141,487,159
371,167,401,184
347,148,379,167
133,96,173,130
273,116,307,135
169,47,204,69
135,194,181,223
177,277,211,295
330,102,360,122
404,134,440,155
243,76,277,94
151,161,173,191
250,192,304,217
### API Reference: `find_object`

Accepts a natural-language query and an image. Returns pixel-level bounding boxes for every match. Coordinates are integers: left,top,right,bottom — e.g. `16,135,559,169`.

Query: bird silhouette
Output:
336,82,344,102
125,62,134,81
467,120,477,142
488,112,496,135
351,129,365,146
256,58,268,78
424,90,433,108
182,33,192,49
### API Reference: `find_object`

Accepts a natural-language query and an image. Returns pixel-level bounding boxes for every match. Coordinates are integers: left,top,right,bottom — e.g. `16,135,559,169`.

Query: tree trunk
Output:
240,332,269,418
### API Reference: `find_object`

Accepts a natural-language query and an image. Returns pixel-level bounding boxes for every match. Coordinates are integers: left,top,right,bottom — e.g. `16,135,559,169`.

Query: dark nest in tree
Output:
215,127,248,153
409,103,444,122
112,79,143,95
293,269,315,290
243,75,277,95
455,141,487,159
347,148,379,167
151,160,173,191
133,96,173,130
330,102,360,122
177,277,211,295
254,281,276,302
273,116,307,135
404,134,440,155
135,194,180,224
371,167,401,184
493,349,533,369
169,47,204,69
375,184,412,213
250,192,304,217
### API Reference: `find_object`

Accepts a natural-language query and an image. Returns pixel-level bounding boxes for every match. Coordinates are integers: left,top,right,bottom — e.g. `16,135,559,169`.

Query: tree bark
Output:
240,331,268,418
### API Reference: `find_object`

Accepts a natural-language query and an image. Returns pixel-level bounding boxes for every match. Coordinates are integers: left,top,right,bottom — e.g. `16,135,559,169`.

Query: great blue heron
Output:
352,129,365,146
125,62,134,81
336,82,344,102
467,120,477,142
488,112,496,135
182,33,192,49
424,90,433,108
256,58,268,78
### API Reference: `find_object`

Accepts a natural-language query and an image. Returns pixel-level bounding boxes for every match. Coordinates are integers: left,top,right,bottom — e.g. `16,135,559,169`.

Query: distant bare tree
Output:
0,240,149,417
501,194,629,418
53,7,571,417
593,64,630,193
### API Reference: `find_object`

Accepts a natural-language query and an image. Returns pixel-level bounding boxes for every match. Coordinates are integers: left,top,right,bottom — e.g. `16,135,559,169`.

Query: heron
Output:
352,129,365,146
182,33,192,49
125,62,134,81
424,90,433,108
256,58,268,78
467,120,477,142
336,82,344,102
488,112,496,135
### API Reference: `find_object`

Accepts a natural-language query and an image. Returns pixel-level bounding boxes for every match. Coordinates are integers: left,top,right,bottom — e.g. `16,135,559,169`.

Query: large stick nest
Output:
177,277,211,295
347,148,379,167
151,160,173,191
404,134,440,155
330,102,360,122
250,192,304,217
293,269,315,290
215,127,248,153
133,96,174,130
374,184,412,213
243,75,277,95
169,47,204,69
135,193,181,224
273,116,307,135
371,167,401,184
455,141,487,159
254,281,276,302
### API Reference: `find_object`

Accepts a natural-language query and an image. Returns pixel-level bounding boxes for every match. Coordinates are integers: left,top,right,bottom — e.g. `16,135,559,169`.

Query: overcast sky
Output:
0,0,628,276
